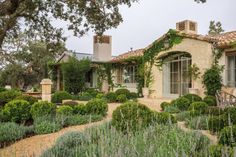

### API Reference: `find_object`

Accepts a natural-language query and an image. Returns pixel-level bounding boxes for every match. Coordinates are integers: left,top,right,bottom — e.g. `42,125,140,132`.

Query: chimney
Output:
176,20,198,34
93,35,112,62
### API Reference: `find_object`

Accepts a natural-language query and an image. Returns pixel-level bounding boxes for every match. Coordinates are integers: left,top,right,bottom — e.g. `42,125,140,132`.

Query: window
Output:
117,66,137,84
227,55,236,87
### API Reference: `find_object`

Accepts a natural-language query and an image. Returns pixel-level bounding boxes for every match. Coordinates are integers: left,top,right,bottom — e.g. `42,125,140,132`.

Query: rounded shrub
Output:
112,101,153,133
96,93,105,99
78,92,93,101
160,102,170,111
14,95,38,105
188,101,208,114
0,122,27,144
173,97,190,111
86,99,108,116
30,101,57,119
219,125,236,146
115,89,130,97
34,120,62,135
208,116,225,133
153,112,177,124
205,106,224,116
57,106,73,116
0,90,21,107
73,104,86,115
127,92,138,99
182,94,202,104
52,91,72,104
105,92,117,103
62,101,78,108
116,94,127,103
3,100,31,123
203,95,217,106
222,107,236,125
85,88,99,97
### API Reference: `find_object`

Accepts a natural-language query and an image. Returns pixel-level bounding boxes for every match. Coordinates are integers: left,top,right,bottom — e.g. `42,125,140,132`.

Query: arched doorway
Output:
161,52,192,97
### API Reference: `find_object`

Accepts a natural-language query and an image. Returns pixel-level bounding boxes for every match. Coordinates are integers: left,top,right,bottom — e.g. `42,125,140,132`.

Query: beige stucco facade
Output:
149,38,214,98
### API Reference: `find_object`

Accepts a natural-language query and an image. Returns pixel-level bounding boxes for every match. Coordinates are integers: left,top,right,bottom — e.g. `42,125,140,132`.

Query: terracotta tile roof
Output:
112,30,236,62
212,31,236,47
111,49,144,62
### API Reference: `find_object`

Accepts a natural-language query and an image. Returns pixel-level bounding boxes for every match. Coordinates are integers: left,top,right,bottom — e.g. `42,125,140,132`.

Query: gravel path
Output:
0,103,121,157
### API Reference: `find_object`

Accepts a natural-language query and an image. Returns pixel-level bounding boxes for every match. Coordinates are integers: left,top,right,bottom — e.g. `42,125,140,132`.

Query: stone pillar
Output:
40,79,53,102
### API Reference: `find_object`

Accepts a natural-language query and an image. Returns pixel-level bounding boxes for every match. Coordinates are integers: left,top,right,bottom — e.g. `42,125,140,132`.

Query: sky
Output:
64,0,236,56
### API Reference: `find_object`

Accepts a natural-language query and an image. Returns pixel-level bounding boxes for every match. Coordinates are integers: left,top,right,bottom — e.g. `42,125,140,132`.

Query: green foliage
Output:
52,91,72,104
202,65,223,96
111,102,176,133
85,88,99,97
222,107,236,125
164,105,180,114
115,88,130,96
116,94,128,103
207,145,233,157
0,122,28,144
0,87,6,92
208,21,225,35
86,99,108,116
175,111,193,121
34,120,62,135
78,92,93,101
73,104,86,115
62,58,91,94
96,93,105,99
219,125,236,146
105,92,117,103
3,100,31,123
188,63,201,88
208,116,225,133
188,101,209,114
186,116,210,130
205,106,224,116
182,94,202,104
41,131,88,157
203,95,217,106
30,101,57,119
57,106,73,116
173,97,190,111
14,95,38,105
127,92,138,99
41,122,210,157
160,102,170,111
0,90,21,107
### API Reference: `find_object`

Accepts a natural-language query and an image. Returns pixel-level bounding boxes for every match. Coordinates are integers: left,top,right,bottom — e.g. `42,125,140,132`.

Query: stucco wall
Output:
150,38,214,98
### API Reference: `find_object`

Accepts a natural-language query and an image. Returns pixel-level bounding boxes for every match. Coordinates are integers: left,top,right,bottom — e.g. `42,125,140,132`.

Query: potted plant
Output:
188,63,201,95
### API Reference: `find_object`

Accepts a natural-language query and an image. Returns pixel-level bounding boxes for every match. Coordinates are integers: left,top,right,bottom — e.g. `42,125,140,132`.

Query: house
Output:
55,20,236,99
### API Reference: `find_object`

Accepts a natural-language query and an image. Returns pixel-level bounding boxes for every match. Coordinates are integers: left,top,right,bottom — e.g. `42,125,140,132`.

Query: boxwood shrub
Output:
115,89,130,97
14,95,38,105
219,125,236,146
127,92,138,99
3,100,31,123
86,99,108,116
188,101,208,114
222,107,236,125
160,102,170,111
0,90,21,107
78,92,93,101
62,101,78,108
105,92,117,103
73,104,86,115
30,101,57,119
182,94,202,104
116,94,127,103
203,95,217,106
173,97,190,111
52,91,72,104
57,106,73,116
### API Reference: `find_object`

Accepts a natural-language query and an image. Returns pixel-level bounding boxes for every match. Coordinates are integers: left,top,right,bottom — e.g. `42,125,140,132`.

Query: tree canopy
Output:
208,21,224,35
